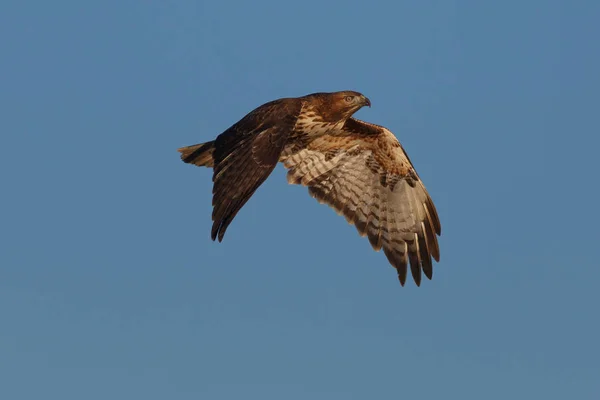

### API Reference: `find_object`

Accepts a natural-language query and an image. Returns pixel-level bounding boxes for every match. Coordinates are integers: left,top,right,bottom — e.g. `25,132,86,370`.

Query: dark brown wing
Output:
210,99,301,241
281,118,441,286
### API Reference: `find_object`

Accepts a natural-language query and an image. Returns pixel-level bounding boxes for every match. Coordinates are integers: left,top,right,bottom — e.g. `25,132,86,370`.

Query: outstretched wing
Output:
281,119,441,286
209,99,300,241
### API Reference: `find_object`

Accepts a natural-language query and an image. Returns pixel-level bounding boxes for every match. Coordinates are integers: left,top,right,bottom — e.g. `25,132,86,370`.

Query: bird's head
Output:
332,90,371,115
306,91,371,122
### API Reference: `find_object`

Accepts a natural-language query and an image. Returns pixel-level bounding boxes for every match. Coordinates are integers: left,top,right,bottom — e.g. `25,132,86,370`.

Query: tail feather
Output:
178,141,215,168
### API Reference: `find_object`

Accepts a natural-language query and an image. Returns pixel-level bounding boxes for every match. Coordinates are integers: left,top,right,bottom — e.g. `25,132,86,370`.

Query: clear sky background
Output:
1,1,599,399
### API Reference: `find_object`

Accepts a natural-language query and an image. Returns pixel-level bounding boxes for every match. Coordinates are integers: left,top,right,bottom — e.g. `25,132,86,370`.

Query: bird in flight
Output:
178,91,441,286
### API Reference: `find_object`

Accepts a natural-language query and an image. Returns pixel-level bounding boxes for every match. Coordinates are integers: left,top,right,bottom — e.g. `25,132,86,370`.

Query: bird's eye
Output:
344,96,354,103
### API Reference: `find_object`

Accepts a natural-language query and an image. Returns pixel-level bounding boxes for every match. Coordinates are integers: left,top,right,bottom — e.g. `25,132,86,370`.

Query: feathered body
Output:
178,91,441,286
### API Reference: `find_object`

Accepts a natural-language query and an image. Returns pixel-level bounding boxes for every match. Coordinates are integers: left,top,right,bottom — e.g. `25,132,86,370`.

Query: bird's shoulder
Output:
318,118,416,178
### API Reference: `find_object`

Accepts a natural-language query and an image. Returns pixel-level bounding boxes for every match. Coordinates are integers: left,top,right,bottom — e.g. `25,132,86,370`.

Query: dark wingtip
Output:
397,268,407,286
210,220,228,242
210,222,219,242
411,266,422,287
423,266,433,281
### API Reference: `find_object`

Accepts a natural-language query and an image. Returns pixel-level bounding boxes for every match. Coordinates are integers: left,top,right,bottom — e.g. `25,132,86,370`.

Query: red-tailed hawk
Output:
178,91,441,286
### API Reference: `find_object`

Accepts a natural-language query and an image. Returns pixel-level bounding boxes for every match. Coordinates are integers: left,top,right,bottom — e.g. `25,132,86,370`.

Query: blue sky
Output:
1,1,599,399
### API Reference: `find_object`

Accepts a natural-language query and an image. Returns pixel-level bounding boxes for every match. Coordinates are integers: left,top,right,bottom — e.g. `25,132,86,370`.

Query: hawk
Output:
178,91,441,286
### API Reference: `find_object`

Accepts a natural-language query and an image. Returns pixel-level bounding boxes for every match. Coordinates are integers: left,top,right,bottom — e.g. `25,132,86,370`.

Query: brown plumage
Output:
178,91,441,286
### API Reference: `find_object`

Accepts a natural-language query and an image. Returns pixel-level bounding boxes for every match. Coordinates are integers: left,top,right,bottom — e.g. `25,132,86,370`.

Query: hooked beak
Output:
362,96,371,108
